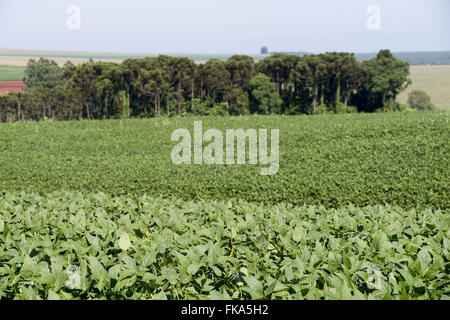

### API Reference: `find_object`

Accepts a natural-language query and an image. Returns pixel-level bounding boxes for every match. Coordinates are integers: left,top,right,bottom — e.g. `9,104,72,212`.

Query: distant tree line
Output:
0,50,411,122
356,51,450,66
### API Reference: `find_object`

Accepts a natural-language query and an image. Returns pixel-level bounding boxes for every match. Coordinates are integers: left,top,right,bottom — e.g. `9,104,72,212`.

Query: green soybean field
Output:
0,111,449,300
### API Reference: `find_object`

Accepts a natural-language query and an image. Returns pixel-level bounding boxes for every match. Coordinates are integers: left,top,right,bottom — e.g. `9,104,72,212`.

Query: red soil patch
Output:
0,81,27,95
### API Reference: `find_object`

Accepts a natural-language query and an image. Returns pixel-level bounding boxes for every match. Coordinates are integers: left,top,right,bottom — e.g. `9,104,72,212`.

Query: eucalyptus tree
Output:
167,57,196,115
6,92,23,122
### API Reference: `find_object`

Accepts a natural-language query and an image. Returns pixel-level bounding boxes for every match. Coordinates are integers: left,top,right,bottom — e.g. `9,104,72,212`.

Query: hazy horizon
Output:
1,0,449,54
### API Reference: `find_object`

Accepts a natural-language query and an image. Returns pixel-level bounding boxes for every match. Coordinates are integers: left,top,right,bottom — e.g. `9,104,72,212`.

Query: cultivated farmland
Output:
1,48,449,64
398,65,450,110
0,111,449,300
0,66,26,81
0,192,448,300
0,112,448,209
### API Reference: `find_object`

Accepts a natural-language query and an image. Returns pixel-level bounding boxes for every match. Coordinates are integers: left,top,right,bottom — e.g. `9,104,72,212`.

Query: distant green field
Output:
0,49,150,61
0,49,269,63
398,65,450,110
356,51,450,65
0,65,25,81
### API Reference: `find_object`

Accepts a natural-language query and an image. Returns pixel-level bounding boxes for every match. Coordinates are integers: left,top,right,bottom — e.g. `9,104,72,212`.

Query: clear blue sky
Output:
0,0,449,54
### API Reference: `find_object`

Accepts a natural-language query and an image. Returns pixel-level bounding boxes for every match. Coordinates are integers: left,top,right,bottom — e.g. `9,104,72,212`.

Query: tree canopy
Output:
353,50,411,112
0,50,412,122
408,89,435,110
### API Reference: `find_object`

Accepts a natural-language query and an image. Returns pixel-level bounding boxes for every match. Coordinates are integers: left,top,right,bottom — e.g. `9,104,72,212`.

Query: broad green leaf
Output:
119,233,132,251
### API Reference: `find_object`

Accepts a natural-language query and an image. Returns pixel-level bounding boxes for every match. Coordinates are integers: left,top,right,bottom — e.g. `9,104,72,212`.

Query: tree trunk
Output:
344,81,350,107
18,102,21,122
313,85,318,113
276,73,280,94
167,96,170,116
177,81,182,115
85,103,90,119
320,85,325,105
157,95,161,117
127,90,131,118
335,75,341,107
200,80,204,99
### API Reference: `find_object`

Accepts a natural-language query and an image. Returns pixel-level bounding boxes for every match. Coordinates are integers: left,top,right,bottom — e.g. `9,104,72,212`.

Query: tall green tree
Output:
357,50,411,111
135,64,170,117
292,55,328,113
225,55,255,89
248,74,282,114
167,57,196,115
256,54,287,94
197,59,231,106
24,58,63,88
